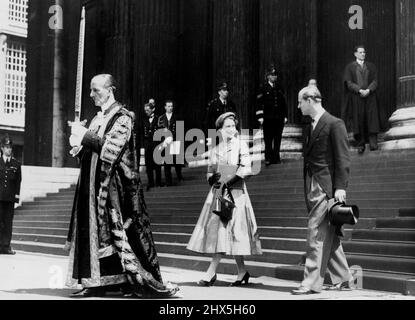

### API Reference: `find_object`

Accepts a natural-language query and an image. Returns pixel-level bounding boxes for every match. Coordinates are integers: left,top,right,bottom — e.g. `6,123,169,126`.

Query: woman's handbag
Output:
212,184,236,222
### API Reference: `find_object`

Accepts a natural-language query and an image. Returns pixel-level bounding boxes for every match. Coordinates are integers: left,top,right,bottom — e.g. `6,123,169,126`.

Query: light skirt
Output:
186,186,262,256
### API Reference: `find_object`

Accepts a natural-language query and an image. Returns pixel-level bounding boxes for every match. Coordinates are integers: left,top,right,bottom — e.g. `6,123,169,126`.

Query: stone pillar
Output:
51,0,66,167
382,0,415,150
211,0,259,130
0,34,7,115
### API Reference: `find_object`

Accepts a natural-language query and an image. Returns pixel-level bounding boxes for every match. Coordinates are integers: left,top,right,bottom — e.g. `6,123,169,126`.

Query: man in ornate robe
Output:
66,74,178,298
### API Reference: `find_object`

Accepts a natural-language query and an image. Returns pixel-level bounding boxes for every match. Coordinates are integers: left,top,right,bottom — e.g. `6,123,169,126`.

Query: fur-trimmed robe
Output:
66,102,177,296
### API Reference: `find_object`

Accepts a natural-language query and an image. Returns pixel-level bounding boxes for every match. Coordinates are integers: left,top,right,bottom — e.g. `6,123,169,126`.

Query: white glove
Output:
258,118,264,125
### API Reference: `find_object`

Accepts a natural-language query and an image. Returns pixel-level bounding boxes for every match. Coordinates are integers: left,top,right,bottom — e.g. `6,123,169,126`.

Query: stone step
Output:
271,264,414,294
12,216,377,230
101,198,414,210
155,242,415,274
13,206,404,220
376,217,415,229
34,189,415,204
142,173,415,186
13,233,67,245
399,208,415,217
153,233,415,258
144,165,415,180
14,215,70,222
53,180,415,197
351,228,415,242
22,192,415,210
13,226,68,236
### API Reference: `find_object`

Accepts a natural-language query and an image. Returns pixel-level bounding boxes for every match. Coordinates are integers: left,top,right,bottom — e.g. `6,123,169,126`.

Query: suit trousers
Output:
145,144,162,186
263,118,284,162
301,174,352,292
0,201,14,250
164,156,183,186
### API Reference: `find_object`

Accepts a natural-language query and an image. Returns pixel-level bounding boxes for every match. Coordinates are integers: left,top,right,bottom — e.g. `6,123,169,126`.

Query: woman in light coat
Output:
187,112,262,286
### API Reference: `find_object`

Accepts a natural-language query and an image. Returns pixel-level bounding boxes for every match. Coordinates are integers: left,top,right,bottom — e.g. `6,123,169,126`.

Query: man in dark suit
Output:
292,86,353,295
204,82,236,142
342,45,380,153
158,100,183,186
143,102,162,191
0,135,21,255
256,66,288,165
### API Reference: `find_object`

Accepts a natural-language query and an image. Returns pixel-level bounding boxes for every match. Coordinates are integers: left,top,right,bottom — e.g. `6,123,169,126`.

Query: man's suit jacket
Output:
303,111,350,198
0,157,21,202
143,113,159,149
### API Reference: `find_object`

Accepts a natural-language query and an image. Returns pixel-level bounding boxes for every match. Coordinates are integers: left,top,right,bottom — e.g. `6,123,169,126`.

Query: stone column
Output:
211,0,259,130
51,0,66,167
0,34,7,116
382,0,415,149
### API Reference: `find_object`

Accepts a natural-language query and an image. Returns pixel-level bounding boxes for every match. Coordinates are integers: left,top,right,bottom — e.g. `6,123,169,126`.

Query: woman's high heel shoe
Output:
197,274,217,286
230,272,250,286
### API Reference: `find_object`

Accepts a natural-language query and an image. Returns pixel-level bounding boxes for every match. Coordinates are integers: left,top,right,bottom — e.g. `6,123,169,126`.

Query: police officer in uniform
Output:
204,82,237,139
256,66,288,165
143,102,162,191
0,135,21,254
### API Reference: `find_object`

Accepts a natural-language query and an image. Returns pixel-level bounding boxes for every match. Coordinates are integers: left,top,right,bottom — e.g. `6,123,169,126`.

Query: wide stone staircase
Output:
12,149,415,294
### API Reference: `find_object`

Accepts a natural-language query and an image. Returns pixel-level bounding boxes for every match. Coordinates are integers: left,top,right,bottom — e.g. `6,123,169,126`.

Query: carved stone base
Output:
382,106,415,150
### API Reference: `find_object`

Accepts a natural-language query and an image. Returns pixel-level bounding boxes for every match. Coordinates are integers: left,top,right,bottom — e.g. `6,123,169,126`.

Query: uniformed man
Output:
204,82,237,140
143,102,162,191
256,66,288,165
158,100,183,186
0,135,21,255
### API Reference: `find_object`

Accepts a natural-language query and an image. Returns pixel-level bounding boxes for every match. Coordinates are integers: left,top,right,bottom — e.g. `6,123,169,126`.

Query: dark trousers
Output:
354,103,378,149
145,145,162,187
263,118,285,162
0,201,14,250
164,159,183,186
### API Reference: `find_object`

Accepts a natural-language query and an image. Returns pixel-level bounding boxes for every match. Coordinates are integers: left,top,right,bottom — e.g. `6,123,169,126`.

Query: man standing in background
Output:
342,45,380,154
0,135,21,255
143,102,163,191
256,66,288,165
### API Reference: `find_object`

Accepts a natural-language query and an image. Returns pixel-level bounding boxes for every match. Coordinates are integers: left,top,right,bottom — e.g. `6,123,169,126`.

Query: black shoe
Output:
328,280,354,291
358,145,365,154
370,146,379,151
146,184,153,192
291,286,318,295
0,248,16,255
197,274,217,287
69,287,105,298
265,160,271,166
230,272,250,286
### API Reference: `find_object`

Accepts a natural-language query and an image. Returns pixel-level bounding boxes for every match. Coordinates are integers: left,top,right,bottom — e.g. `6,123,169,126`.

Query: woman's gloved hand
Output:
208,172,221,188
224,175,242,188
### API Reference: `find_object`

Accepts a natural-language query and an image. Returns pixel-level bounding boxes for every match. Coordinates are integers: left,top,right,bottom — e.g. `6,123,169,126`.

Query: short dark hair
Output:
144,103,155,110
354,45,365,53
165,100,174,106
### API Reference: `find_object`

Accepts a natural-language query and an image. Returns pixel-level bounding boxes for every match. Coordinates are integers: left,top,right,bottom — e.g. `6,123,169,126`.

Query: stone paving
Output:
0,251,414,301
